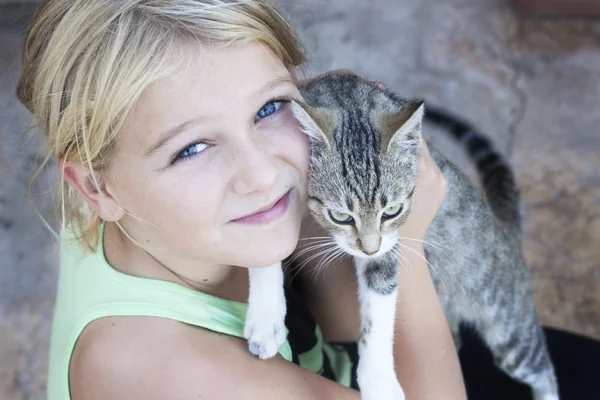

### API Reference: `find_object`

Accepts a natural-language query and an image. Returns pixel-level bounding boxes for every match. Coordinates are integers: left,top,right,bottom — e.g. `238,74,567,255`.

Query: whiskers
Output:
397,236,467,294
288,238,335,264
391,242,448,290
390,244,413,276
398,236,455,261
286,235,463,296
285,236,347,283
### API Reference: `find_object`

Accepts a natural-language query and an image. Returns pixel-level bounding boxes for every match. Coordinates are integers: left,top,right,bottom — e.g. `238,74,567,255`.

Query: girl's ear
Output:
59,159,125,222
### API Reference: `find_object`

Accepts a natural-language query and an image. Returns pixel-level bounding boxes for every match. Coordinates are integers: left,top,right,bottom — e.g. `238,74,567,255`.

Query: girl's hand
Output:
401,139,447,240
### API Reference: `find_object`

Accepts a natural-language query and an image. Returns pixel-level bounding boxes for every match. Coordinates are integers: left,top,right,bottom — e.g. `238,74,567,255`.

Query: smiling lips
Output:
232,190,291,225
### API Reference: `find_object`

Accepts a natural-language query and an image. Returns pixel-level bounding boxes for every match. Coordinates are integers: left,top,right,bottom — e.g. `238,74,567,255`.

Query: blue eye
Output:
175,142,208,162
255,101,282,121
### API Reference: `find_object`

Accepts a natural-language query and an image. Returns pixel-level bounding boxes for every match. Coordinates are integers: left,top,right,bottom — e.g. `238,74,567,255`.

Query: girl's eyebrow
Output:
144,75,295,157
256,75,295,96
144,117,206,157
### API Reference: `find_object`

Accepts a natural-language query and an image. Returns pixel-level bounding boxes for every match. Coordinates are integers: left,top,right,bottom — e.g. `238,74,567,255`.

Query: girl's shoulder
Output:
70,314,247,397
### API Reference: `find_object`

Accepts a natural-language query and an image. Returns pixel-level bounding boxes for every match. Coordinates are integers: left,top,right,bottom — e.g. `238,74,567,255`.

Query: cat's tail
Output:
424,106,521,224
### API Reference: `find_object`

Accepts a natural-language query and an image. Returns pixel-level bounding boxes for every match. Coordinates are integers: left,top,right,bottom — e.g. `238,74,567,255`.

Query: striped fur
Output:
296,74,559,400
425,107,521,225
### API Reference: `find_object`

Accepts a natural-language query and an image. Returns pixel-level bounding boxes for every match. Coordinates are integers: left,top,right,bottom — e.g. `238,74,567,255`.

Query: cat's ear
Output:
290,100,333,149
379,101,424,152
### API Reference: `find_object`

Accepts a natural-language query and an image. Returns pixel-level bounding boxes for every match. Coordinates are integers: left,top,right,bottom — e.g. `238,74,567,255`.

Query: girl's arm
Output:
392,139,466,399
70,316,362,400
393,239,467,399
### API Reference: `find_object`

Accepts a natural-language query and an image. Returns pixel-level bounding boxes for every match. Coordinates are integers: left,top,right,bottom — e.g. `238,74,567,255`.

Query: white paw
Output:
358,373,405,400
244,305,287,360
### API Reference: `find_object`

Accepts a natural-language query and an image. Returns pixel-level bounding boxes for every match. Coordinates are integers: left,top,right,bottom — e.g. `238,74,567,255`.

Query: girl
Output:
17,1,465,399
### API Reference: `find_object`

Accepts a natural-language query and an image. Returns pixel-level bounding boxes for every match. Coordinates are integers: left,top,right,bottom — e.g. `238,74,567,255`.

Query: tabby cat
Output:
244,74,558,400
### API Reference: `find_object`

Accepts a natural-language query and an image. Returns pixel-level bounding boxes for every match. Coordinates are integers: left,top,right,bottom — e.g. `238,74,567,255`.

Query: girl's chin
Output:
236,238,299,268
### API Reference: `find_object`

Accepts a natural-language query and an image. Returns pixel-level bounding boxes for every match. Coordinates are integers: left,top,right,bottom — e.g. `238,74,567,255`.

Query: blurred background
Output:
1,0,599,398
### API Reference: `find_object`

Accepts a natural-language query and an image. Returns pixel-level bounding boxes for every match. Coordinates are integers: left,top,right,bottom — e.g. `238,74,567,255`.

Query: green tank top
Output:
47,222,355,399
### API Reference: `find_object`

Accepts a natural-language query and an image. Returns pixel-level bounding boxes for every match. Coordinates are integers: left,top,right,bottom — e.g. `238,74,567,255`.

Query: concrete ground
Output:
1,0,599,398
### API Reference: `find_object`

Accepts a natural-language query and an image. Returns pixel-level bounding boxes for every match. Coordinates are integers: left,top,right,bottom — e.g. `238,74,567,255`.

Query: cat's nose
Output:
359,237,381,256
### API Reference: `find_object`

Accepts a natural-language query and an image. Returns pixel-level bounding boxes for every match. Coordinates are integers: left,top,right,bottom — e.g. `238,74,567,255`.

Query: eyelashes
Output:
255,98,289,121
171,141,209,165
174,142,210,162
170,97,293,165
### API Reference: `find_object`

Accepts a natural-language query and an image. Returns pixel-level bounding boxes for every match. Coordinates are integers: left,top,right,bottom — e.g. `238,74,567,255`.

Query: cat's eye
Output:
328,210,354,224
382,204,403,220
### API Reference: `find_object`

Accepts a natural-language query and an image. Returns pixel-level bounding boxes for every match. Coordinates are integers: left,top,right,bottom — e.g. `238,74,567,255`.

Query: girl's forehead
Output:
123,42,294,150
141,42,289,109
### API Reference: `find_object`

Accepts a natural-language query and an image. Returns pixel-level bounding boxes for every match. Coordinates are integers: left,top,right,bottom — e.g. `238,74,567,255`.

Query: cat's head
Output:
292,78,423,259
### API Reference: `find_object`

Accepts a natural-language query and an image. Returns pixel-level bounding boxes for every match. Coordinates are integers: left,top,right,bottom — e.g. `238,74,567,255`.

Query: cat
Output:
244,74,559,400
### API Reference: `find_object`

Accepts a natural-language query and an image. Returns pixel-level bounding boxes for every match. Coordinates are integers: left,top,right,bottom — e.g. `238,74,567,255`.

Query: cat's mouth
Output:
355,249,387,260
339,244,386,260
336,236,398,260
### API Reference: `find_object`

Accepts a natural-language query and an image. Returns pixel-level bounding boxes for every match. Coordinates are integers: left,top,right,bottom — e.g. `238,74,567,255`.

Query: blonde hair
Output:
17,0,306,252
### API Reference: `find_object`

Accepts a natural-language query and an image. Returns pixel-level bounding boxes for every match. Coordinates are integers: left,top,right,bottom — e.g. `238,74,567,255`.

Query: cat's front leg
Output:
355,257,405,400
245,262,287,359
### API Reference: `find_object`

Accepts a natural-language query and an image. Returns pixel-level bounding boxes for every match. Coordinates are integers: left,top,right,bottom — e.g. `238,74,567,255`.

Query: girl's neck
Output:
102,221,250,303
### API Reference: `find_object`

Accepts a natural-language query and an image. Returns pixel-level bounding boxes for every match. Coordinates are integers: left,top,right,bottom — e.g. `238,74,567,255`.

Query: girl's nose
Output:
231,140,278,195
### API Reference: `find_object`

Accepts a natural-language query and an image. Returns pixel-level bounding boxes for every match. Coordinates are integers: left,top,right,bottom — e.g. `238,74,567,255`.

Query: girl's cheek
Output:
264,108,310,173
288,128,310,170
